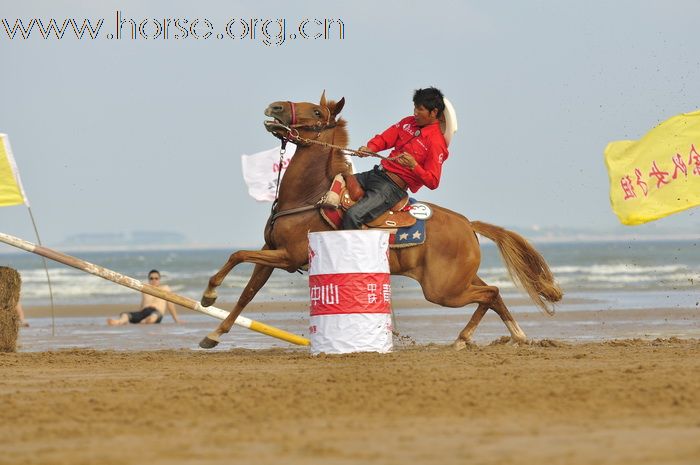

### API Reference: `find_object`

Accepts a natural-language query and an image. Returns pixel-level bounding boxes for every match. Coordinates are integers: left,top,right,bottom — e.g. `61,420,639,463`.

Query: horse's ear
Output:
331,97,345,118
319,90,327,107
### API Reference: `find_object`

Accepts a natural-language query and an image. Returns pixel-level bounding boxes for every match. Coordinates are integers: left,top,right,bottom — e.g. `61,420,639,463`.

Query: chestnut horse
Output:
199,93,562,349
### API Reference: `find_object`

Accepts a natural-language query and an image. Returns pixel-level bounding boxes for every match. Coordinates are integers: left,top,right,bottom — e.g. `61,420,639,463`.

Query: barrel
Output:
308,230,393,354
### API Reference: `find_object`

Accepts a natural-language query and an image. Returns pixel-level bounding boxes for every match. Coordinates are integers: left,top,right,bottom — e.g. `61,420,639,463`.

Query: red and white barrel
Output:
308,230,393,354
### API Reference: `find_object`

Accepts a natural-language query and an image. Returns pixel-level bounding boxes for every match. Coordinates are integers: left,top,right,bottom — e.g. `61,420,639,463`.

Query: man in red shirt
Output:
342,87,449,229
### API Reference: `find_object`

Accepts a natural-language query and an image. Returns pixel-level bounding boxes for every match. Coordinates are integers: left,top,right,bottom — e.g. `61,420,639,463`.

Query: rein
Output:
267,120,388,160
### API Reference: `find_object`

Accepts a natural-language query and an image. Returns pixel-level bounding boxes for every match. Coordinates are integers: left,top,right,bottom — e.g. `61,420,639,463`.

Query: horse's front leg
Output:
199,248,294,349
199,263,274,348
201,247,290,307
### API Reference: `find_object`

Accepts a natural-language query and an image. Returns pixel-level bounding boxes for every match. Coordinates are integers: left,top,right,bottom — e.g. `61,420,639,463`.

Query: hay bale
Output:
0,266,21,352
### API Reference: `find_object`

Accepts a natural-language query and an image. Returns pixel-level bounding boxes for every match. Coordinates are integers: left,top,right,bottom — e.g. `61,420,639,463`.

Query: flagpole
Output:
26,207,56,336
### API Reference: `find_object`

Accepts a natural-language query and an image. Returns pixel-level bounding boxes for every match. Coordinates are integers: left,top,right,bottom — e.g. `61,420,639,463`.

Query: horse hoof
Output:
452,339,473,351
201,294,217,307
199,334,220,349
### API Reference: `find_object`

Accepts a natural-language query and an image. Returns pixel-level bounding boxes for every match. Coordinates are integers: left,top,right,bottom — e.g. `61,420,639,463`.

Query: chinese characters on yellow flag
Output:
604,110,700,225
0,134,30,207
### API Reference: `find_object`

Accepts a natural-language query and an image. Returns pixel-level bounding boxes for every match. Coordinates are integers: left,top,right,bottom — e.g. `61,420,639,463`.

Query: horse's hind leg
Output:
423,278,499,348
489,294,527,344
451,276,527,350
453,303,488,351
199,263,274,349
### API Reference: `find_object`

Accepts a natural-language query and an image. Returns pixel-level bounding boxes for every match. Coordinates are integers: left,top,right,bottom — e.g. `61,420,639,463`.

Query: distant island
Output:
61,231,187,247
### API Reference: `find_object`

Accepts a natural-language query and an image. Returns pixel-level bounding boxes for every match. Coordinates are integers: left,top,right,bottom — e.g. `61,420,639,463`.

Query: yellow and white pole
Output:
0,232,309,346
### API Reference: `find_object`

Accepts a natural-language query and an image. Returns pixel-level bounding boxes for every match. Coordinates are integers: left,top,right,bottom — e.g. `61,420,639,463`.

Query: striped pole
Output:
0,232,310,346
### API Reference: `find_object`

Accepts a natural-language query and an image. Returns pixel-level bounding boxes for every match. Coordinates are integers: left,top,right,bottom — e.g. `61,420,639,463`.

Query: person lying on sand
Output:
107,270,182,325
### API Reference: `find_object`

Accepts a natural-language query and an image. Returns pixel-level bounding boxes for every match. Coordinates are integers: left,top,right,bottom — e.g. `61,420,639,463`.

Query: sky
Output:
1,0,699,250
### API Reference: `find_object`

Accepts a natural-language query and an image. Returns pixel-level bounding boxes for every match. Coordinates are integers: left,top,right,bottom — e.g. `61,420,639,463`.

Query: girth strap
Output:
270,204,320,222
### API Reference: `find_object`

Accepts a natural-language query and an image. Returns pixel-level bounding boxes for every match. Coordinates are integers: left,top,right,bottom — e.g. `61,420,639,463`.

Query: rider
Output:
342,87,449,230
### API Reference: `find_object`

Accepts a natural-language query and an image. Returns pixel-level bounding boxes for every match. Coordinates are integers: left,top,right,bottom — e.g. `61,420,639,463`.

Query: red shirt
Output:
367,116,448,193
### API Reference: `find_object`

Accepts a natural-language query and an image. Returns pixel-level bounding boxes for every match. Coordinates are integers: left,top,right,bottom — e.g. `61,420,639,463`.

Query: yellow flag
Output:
604,110,700,225
0,134,29,207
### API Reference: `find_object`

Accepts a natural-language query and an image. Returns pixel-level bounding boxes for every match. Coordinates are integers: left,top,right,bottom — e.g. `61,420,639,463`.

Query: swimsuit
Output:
124,307,163,324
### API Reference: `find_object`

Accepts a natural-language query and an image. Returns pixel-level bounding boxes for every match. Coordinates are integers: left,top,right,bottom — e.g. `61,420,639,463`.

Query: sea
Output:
2,240,699,351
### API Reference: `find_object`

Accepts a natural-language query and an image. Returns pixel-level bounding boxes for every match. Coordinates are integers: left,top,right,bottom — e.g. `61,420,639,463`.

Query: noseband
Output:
288,101,297,126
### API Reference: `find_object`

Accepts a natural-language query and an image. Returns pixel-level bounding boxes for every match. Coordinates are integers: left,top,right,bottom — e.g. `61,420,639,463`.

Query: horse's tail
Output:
471,221,562,315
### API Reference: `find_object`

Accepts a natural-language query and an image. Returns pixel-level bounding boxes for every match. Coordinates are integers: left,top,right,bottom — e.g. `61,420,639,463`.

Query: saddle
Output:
321,173,417,229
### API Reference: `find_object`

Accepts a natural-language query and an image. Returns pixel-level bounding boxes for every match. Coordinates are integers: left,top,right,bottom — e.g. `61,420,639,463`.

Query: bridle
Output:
281,101,337,134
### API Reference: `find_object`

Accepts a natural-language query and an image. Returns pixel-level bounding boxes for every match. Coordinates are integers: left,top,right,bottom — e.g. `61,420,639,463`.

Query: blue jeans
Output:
341,166,407,229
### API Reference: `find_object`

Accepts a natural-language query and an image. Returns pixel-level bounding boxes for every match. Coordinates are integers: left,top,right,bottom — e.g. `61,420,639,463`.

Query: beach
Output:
1,302,699,464
1,335,699,465
2,241,700,464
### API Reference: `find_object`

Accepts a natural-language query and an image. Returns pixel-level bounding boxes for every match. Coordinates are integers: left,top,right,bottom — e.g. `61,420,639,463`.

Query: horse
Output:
198,92,563,349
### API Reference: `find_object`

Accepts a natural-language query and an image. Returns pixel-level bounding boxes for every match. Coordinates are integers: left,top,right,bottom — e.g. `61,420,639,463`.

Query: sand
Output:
6,300,700,463
1,335,699,464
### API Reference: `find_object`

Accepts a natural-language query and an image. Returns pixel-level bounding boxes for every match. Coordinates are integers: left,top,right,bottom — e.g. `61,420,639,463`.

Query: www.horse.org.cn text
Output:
1,11,346,46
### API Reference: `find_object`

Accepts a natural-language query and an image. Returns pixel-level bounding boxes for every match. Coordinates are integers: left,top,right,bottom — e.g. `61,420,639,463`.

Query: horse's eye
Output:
314,109,322,117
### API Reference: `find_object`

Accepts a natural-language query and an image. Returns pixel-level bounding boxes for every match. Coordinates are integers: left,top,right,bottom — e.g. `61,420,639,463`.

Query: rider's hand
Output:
357,146,371,158
396,152,417,170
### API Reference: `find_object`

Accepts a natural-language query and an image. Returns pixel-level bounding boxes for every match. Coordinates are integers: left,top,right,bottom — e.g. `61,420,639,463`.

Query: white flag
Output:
241,145,297,202
241,145,356,202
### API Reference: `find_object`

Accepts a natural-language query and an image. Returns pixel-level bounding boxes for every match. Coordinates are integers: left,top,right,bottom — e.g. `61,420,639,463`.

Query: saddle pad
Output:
388,217,426,248
320,198,427,249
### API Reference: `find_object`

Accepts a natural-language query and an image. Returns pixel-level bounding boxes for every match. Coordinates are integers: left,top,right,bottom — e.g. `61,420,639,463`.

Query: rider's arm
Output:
366,119,404,152
412,138,448,190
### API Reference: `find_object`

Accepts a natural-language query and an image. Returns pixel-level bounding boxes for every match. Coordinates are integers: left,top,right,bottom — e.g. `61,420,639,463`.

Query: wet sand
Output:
16,300,700,351
20,296,568,318
1,339,699,465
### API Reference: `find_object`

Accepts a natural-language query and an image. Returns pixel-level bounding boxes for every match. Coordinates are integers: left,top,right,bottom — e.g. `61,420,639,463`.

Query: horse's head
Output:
264,91,345,142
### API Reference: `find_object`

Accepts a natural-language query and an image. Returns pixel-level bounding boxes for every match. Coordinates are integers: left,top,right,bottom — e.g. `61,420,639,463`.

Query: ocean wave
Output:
11,245,700,306
20,280,133,300
551,264,690,275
